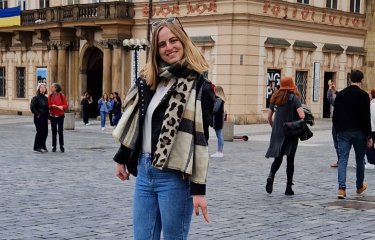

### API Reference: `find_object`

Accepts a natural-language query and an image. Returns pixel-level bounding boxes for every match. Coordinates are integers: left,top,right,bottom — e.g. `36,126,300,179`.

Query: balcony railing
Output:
21,2,134,26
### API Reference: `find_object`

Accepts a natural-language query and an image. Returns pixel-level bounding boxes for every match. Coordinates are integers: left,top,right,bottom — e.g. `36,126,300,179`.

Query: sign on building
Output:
266,69,281,108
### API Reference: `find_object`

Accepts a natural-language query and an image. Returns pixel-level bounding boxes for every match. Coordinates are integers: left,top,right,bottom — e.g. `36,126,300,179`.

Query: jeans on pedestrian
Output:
50,115,64,148
337,130,366,189
133,153,193,240
100,111,107,128
33,114,48,150
215,128,224,152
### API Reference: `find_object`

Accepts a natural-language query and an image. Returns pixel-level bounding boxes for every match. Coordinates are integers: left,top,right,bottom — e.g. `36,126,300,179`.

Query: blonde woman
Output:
211,85,226,158
113,17,214,239
98,93,109,130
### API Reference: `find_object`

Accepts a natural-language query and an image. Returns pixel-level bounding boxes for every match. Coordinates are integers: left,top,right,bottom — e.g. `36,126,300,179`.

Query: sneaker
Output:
365,164,375,169
338,188,346,199
85,123,91,126
33,149,43,153
210,152,224,158
330,162,338,168
356,182,368,194
41,148,48,153
52,147,56,152
60,146,65,153
101,127,105,131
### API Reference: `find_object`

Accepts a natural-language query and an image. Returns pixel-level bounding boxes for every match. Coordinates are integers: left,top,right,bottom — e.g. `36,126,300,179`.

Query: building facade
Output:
0,0,371,123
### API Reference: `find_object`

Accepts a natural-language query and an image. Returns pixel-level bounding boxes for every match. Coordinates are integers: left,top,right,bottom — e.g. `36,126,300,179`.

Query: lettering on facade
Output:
266,69,281,108
142,1,216,17
263,1,365,29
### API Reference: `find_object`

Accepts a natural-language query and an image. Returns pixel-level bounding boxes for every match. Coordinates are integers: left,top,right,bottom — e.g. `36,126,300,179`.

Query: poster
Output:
266,69,281,108
36,67,47,87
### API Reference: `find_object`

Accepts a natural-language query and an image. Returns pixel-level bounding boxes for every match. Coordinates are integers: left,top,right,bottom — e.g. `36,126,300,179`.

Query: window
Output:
16,67,25,98
0,67,5,97
39,0,49,8
297,0,309,4
67,0,80,5
350,0,360,13
326,0,337,9
0,0,8,9
295,71,307,104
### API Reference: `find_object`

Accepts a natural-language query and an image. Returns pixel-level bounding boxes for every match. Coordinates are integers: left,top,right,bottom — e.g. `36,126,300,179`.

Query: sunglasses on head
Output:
151,17,187,35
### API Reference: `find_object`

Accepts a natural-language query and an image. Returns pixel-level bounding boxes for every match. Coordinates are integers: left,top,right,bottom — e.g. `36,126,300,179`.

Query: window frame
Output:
350,0,361,13
15,67,26,99
326,0,338,9
297,0,310,4
0,67,5,97
0,0,8,9
39,0,49,8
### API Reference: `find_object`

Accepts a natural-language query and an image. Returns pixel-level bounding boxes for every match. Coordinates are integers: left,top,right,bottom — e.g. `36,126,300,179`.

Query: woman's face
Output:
51,85,56,93
157,27,184,65
39,85,46,94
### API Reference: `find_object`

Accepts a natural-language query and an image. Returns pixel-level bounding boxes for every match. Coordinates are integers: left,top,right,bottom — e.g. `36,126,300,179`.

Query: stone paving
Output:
1,115,375,239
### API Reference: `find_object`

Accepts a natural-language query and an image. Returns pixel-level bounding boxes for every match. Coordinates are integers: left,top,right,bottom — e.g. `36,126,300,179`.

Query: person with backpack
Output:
48,83,68,153
30,83,49,153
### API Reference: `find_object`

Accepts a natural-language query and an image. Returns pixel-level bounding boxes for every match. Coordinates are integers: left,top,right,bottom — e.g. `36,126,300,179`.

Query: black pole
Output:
146,0,152,61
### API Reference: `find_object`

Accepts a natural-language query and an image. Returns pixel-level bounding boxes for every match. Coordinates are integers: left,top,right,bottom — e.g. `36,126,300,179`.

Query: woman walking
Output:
113,17,212,239
30,83,49,153
98,93,109,130
265,76,305,195
211,85,226,158
81,91,92,125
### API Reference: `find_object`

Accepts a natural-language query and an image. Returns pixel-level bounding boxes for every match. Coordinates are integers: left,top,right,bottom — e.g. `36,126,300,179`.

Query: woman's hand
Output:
115,163,130,181
193,195,209,223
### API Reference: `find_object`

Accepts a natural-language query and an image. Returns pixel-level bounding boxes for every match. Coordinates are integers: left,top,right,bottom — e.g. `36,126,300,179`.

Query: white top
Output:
142,79,176,153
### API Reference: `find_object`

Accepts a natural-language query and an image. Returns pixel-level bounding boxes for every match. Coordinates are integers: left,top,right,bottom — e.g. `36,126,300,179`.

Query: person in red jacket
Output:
48,83,68,152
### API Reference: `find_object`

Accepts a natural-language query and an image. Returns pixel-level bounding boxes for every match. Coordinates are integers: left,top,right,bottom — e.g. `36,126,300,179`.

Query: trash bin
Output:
64,112,75,130
223,121,234,141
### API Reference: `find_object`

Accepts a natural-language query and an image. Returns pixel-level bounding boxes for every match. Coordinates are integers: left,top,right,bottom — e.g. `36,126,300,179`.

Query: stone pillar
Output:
48,43,58,84
101,40,112,95
70,40,80,112
57,41,70,94
365,0,375,89
111,39,122,94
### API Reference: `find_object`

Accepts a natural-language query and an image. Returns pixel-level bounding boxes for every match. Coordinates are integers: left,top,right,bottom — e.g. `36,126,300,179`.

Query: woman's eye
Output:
170,39,178,44
158,42,166,48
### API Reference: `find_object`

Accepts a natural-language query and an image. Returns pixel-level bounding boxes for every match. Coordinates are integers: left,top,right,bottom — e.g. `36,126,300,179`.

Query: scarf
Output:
113,63,209,184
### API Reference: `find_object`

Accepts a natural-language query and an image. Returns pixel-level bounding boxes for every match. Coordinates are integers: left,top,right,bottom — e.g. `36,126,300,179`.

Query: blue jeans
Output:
133,153,193,240
100,111,107,128
215,128,224,152
337,130,366,189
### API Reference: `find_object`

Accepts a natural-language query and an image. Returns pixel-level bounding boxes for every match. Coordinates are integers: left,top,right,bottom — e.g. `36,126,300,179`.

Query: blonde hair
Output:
140,20,209,90
215,86,226,102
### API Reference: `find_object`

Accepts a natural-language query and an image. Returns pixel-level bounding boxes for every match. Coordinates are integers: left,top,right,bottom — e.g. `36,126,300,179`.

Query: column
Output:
102,41,112,95
48,42,58,84
57,40,70,94
111,39,122,94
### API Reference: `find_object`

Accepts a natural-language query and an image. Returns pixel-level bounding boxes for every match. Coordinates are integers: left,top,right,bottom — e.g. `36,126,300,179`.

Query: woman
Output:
265,76,305,195
365,89,375,168
108,93,115,127
211,85,225,158
81,91,92,125
112,92,122,127
98,93,109,130
48,83,68,153
113,17,212,239
30,83,49,153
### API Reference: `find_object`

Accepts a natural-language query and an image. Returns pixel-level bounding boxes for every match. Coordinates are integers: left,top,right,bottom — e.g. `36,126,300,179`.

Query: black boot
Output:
266,173,274,194
285,182,294,195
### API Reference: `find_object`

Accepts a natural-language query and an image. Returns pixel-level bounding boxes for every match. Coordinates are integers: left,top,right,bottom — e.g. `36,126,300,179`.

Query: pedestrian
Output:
81,91,92,125
98,93,109,130
30,83,49,153
211,85,226,158
333,69,372,199
112,92,122,127
113,16,212,239
327,80,340,168
48,83,68,153
265,76,305,195
108,93,115,128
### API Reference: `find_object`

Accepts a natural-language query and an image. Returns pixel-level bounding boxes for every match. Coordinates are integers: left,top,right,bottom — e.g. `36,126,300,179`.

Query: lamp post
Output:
123,38,149,84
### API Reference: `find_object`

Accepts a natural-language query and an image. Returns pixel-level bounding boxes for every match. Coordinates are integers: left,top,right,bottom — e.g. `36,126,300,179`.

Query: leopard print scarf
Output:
152,63,209,184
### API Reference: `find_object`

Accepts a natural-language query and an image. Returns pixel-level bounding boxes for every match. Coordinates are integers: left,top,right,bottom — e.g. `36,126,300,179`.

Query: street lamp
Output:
123,38,149,84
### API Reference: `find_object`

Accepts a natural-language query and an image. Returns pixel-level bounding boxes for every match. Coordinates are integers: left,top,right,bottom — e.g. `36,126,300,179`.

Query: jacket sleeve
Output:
190,182,206,195
201,81,216,129
213,98,222,113
30,96,39,115
61,94,68,111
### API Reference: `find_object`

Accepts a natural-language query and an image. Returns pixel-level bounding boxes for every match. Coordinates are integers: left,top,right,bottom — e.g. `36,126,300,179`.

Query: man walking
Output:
333,70,372,199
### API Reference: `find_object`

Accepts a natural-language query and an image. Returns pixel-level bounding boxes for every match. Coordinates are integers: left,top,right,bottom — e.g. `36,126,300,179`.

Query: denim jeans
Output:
215,128,224,152
100,111,107,128
50,115,64,148
337,130,366,189
133,153,193,240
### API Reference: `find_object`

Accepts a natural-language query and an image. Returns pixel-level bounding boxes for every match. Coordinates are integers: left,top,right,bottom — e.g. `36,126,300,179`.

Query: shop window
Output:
350,0,360,13
295,71,307,104
0,67,5,97
16,67,25,98
326,0,337,9
297,0,309,4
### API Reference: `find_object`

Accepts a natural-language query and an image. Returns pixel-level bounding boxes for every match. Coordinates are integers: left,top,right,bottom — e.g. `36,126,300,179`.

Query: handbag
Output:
282,94,305,138
299,123,313,141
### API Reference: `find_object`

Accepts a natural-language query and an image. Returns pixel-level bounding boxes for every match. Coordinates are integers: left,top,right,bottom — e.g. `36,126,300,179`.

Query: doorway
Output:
323,72,335,118
86,47,103,118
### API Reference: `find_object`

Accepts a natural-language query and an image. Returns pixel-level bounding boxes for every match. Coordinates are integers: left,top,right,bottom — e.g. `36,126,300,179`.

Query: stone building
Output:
0,0,371,123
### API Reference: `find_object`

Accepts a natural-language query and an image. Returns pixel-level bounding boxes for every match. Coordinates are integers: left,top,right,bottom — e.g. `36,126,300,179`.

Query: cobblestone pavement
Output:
1,115,375,239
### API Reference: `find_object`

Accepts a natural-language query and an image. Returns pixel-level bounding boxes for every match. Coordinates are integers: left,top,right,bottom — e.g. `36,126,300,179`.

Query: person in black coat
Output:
30,83,49,153
211,85,226,158
80,91,92,125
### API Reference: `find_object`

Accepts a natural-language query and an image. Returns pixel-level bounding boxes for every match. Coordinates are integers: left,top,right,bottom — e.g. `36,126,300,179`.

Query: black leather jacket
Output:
113,74,215,195
30,94,49,117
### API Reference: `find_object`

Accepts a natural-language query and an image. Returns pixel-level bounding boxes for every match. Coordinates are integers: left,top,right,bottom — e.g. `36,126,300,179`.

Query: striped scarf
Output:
113,64,209,184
